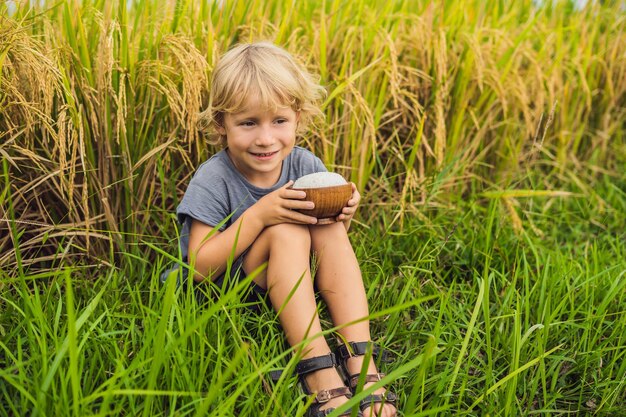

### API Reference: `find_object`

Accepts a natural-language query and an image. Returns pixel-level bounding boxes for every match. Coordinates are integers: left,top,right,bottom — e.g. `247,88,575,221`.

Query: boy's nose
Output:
255,126,275,146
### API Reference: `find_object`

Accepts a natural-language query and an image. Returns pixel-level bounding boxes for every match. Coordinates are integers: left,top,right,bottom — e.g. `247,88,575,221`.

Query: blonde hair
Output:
199,42,326,145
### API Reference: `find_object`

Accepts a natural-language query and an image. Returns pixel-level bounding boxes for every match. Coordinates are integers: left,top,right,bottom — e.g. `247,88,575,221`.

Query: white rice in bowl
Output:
293,172,347,188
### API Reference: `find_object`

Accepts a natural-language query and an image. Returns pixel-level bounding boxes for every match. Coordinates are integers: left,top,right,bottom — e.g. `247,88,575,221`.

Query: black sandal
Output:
336,341,398,413
272,352,362,417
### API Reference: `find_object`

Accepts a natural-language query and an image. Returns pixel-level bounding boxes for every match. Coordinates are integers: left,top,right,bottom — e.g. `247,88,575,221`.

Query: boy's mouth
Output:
250,150,279,158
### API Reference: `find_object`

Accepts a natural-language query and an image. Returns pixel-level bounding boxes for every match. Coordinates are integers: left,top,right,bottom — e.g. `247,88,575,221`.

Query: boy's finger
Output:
283,190,307,200
287,200,315,210
291,212,318,224
281,207,317,224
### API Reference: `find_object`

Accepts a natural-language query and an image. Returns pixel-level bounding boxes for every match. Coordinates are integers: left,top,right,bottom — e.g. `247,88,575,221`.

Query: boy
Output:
177,42,396,417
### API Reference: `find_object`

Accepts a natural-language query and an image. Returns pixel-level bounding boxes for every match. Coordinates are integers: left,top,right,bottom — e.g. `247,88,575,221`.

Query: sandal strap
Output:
270,353,338,382
348,373,385,389
336,341,391,363
307,386,359,417
296,352,337,376
314,386,352,404
269,370,283,382
359,391,398,410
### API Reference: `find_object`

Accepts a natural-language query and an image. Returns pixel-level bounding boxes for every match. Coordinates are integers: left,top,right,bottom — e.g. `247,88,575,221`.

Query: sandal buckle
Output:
349,372,386,388
316,390,332,403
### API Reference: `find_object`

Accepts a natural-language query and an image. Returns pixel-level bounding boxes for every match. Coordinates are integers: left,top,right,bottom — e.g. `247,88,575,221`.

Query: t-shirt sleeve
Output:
313,155,328,173
176,166,231,232
292,147,328,178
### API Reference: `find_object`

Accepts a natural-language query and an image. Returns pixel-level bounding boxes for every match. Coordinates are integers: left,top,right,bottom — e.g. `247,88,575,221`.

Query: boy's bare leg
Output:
242,223,348,411
310,222,397,417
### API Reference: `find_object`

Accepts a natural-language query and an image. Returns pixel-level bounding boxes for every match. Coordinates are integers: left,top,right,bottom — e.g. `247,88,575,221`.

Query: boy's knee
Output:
264,223,311,246
310,222,352,253
310,222,347,241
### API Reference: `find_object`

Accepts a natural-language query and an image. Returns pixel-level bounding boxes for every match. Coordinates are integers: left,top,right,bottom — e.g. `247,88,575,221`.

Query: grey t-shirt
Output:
176,146,327,261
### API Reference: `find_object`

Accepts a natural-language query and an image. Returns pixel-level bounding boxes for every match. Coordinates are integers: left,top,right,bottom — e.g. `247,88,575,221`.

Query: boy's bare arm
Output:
188,214,263,281
188,182,318,281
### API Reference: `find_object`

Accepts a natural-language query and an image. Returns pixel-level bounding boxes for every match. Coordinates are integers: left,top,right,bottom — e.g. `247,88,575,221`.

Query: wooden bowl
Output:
292,183,352,224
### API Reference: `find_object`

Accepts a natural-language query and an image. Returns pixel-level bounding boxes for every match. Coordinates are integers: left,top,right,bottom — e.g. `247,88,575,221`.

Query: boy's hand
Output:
336,182,360,223
253,181,319,227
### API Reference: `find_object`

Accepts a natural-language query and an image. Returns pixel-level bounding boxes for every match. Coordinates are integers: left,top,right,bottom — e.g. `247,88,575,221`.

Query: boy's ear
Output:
216,123,226,135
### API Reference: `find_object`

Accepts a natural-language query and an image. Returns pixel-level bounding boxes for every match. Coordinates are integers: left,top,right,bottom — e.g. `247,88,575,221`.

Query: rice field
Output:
1,0,625,415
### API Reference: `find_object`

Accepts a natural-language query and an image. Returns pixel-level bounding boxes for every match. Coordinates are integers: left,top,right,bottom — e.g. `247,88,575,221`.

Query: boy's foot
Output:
343,355,397,417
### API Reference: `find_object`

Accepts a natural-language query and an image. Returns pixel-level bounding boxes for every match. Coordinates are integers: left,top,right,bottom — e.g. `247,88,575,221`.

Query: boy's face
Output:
219,96,299,188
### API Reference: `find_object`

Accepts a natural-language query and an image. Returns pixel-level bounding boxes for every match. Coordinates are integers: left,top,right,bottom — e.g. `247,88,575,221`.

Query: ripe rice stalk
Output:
502,196,523,235
1,0,624,271
433,29,448,168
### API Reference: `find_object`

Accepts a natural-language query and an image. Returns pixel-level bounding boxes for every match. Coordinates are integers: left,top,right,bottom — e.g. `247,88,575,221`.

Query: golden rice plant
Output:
1,0,624,272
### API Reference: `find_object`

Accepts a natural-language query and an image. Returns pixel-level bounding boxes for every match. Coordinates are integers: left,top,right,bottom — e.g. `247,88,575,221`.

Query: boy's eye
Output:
275,118,287,124
240,121,255,127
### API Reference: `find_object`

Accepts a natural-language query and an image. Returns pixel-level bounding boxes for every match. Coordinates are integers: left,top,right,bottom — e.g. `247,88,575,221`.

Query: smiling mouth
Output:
251,151,278,157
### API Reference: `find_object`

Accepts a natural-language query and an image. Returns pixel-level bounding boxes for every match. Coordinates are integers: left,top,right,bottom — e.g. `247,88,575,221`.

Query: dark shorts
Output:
159,254,268,312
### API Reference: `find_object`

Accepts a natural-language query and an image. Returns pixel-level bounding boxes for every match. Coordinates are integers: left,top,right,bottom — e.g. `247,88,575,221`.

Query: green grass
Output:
1,0,625,415
1,172,624,416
